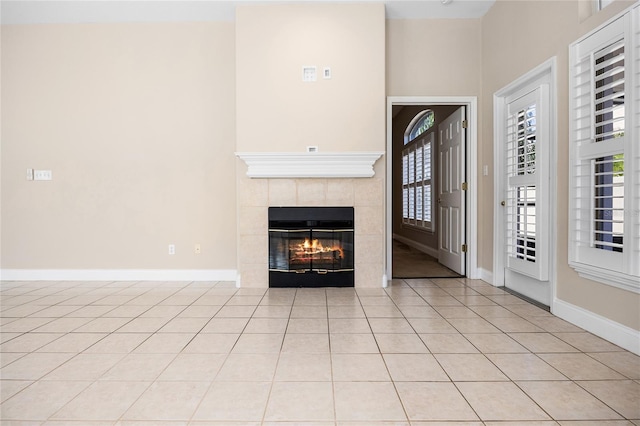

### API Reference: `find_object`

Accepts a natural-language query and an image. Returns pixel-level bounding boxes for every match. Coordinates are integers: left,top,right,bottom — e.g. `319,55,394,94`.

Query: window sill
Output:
402,223,434,234
570,261,640,294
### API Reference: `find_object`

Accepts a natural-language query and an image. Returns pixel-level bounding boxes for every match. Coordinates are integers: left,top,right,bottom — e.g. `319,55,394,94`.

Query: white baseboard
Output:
479,267,494,286
553,298,640,355
0,269,238,282
393,234,439,258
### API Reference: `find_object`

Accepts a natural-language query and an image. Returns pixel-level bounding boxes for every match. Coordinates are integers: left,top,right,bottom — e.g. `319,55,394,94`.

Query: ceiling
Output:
1,0,496,25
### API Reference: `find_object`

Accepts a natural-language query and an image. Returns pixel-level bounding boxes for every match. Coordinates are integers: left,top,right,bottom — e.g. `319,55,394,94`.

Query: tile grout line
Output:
258,286,290,424
187,282,260,424
404,279,484,423
49,279,199,424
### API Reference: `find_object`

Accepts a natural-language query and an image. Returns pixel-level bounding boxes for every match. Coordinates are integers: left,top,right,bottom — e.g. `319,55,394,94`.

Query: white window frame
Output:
405,110,435,144
597,0,615,12
568,3,640,293
402,131,434,231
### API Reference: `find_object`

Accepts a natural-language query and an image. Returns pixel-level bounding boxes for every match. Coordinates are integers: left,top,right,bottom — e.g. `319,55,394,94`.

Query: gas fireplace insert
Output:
268,207,354,288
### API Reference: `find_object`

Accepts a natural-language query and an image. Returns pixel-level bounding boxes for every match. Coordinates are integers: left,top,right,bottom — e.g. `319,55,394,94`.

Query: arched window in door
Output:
402,110,435,230
405,109,435,144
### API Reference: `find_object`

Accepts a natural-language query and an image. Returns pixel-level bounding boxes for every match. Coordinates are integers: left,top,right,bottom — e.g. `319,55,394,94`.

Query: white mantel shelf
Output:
236,152,384,178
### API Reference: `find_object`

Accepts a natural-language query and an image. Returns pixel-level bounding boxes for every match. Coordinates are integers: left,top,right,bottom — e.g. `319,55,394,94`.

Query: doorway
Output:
385,97,479,283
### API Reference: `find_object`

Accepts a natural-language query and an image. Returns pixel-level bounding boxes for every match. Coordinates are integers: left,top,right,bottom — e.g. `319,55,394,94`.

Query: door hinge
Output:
462,120,468,129
462,244,468,253
462,182,468,191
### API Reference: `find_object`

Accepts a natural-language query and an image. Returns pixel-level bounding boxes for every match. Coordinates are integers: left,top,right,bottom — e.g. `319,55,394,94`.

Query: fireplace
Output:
268,207,354,287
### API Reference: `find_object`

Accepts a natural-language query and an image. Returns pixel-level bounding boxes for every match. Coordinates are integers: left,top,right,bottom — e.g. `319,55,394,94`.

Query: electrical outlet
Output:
168,244,175,255
194,244,201,254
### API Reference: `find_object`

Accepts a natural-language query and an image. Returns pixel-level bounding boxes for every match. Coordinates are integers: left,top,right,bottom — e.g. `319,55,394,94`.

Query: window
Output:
405,110,435,144
402,112,434,231
568,4,639,292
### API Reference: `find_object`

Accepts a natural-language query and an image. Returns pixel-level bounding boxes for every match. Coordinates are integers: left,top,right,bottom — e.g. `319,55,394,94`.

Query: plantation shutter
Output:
504,88,550,281
424,141,432,222
401,132,434,230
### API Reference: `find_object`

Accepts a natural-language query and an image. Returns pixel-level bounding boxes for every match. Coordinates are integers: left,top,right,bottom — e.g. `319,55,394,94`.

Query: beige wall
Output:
386,19,482,97
481,0,639,330
1,22,237,270
236,3,386,152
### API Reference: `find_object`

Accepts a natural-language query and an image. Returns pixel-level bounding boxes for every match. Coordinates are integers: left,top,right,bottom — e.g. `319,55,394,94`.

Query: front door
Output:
438,106,466,275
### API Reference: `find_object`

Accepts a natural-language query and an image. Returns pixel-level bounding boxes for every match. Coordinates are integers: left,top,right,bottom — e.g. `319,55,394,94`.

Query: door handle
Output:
501,201,506,206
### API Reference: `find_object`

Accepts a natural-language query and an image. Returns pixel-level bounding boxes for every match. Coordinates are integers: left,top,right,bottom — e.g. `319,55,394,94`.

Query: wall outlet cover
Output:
302,66,317,82
34,170,52,181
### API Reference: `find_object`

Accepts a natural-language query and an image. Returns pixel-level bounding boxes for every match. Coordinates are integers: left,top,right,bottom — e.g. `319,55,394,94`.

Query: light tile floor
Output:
1,278,639,425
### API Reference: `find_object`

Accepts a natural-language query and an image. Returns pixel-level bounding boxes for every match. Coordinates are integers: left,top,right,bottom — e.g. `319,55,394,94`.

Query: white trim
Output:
570,262,640,294
0,269,238,282
598,0,616,12
554,298,640,355
382,273,389,288
386,96,479,283
235,152,384,179
393,233,439,259
479,268,494,286
493,57,558,309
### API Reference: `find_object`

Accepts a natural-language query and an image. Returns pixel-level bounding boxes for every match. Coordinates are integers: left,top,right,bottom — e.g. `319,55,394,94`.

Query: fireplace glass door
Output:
268,207,354,287
269,229,354,274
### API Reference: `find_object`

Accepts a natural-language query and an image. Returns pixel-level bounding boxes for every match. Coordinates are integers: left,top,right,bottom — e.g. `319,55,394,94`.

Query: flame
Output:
295,238,343,259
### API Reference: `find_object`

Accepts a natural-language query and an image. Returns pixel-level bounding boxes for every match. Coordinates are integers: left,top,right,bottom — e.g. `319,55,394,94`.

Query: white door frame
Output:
493,57,557,311
385,96,479,283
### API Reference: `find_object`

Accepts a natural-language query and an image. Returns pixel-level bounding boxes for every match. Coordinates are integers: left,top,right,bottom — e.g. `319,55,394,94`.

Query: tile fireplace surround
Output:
236,153,385,288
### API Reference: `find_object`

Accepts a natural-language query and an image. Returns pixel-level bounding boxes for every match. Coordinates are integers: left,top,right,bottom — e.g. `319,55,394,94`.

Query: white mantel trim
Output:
236,152,384,178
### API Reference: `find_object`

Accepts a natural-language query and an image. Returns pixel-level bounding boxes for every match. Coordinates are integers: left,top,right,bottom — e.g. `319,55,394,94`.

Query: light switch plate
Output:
34,170,52,181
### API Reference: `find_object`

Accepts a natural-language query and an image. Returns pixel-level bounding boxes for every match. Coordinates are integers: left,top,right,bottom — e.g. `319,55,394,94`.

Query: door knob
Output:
501,201,506,206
